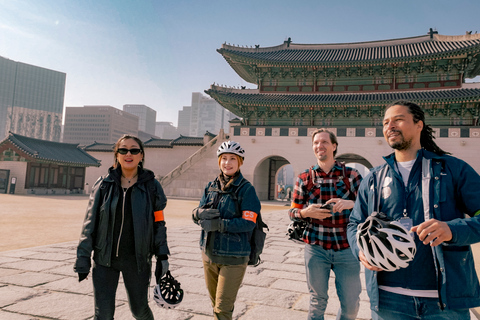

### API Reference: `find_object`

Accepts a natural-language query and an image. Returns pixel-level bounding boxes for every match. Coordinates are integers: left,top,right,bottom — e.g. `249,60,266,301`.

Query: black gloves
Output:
78,272,89,282
155,256,169,284
200,218,221,232
192,207,220,224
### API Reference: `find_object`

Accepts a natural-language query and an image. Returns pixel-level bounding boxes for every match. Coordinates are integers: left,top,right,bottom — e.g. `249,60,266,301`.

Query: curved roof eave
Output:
219,33,480,67
206,87,480,107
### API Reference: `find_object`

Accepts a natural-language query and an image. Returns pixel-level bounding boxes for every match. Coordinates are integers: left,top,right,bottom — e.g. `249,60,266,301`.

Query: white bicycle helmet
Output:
217,141,245,159
153,271,184,309
356,212,416,272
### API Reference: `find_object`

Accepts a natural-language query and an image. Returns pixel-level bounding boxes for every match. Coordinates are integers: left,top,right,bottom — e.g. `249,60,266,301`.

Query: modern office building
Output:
123,104,156,135
177,106,191,136
0,55,66,141
155,121,178,139
63,105,138,145
188,92,236,137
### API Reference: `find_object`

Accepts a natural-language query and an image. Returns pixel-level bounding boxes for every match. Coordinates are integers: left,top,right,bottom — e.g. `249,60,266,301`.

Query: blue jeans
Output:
372,289,470,320
304,244,361,320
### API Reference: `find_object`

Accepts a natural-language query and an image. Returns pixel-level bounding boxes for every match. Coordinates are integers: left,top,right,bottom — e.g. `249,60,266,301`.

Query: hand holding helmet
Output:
155,256,169,284
153,271,184,309
356,212,416,272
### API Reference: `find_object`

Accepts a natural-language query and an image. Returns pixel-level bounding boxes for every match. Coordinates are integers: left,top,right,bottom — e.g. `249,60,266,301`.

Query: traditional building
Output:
186,30,480,200
0,132,100,194
207,30,480,128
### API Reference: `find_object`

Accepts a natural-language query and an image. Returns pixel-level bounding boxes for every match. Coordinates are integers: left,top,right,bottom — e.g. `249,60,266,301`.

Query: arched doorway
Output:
336,153,373,177
253,155,290,201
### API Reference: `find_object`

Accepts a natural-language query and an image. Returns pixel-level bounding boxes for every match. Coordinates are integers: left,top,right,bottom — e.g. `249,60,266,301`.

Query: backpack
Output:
208,179,269,267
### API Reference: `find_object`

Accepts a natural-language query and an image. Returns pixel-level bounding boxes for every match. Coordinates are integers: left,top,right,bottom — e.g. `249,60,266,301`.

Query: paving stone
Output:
0,207,477,320
1,259,66,272
258,269,306,282
170,258,203,269
0,310,39,320
37,276,93,295
270,278,309,293
0,256,23,264
259,261,306,273
0,250,39,258
0,285,40,308
0,267,24,277
292,293,310,311
258,253,287,263
174,292,214,316
239,304,307,320
242,273,276,288
170,246,201,254
283,257,305,265
237,285,299,308
173,252,203,261
25,252,74,261
44,263,77,277
4,291,97,320
0,271,65,287
175,275,207,295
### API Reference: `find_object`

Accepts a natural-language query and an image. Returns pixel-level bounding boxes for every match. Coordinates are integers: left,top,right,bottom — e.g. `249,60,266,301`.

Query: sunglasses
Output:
117,148,142,155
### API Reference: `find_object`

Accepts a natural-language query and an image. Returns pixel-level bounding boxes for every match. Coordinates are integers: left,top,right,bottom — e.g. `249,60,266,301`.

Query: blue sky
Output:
1,0,479,126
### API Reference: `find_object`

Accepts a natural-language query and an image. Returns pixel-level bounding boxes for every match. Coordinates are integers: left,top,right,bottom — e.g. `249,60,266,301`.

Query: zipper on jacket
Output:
116,187,127,257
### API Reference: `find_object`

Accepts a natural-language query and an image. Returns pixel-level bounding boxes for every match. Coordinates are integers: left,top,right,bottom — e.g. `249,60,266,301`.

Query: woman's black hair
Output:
113,134,145,168
386,100,450,155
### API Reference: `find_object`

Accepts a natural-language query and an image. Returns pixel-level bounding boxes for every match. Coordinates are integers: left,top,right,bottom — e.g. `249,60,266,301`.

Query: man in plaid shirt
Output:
288,128,363,320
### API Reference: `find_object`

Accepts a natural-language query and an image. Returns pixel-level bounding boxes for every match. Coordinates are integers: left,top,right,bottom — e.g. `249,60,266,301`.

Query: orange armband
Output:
290,202,304,209
242,210,258,223
154,210,164,222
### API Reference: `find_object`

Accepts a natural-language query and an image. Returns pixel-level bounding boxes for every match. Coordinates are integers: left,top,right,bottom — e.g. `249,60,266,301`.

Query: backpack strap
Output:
306,162,354,201
206,178,249,216
340,162,353,200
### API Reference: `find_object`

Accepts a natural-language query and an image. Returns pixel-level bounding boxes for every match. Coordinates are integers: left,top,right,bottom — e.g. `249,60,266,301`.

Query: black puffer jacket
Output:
74,166,169,273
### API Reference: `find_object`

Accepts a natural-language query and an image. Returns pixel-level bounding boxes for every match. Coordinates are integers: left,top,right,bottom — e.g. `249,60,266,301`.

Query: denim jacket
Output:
347,149,480,311
196,173,261,257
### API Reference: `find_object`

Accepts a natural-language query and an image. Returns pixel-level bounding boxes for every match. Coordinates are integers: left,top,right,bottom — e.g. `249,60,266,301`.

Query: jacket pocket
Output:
443,249,477,298
217,232,250,256
94,204,108,251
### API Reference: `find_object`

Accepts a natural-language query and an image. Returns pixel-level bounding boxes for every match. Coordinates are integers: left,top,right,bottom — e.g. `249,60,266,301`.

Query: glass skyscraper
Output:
0,56,66,141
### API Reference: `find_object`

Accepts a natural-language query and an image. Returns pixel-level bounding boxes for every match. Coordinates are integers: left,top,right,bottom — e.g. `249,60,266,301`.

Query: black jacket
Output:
74,166,169,273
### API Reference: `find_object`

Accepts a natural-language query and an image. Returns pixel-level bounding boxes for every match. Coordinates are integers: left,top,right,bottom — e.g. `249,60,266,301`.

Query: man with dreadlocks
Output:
347,100,480,319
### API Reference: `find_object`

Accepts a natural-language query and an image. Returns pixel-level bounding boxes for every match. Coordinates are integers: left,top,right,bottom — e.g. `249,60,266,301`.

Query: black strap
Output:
373,165,388,213
207,179,249,217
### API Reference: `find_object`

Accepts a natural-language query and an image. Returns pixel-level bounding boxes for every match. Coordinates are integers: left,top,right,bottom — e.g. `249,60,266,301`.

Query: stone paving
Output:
0,208,477,320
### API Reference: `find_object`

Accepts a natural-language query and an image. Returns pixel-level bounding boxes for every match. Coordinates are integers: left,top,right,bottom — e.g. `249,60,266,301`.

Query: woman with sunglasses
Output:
74,134,169,320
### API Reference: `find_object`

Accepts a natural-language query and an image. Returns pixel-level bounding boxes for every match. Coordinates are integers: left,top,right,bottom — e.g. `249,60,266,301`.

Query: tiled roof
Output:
83,142,114,152
172,135,204,146
206,87,480,105
0,132,100,166
220,33,480,64
144,138,174,148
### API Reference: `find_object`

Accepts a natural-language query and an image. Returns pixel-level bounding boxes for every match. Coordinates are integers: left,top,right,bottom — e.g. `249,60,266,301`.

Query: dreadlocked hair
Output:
386,100,451,156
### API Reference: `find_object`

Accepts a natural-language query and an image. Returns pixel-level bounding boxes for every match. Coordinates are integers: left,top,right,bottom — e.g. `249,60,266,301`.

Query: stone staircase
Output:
159,130,228,199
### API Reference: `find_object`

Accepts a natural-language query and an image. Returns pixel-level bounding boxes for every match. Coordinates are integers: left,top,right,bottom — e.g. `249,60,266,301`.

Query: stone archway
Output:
336,153,373,169
253,155,290,201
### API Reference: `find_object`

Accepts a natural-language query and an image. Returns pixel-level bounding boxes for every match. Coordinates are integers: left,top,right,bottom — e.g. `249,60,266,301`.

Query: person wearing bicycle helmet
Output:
288,128,363,320
192,140,260,320
74,135,170,320
347,100,480,319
